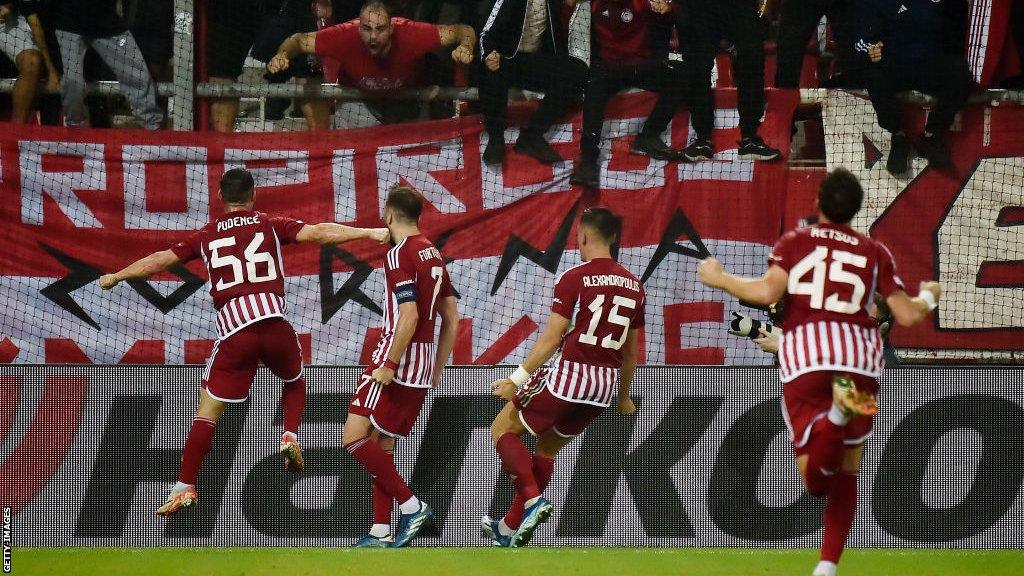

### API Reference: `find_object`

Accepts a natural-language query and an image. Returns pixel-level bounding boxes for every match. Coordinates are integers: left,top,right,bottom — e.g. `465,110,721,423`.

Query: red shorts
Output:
516,382,605,438
202,317,303,403
781,370,878,457
348,369,429,437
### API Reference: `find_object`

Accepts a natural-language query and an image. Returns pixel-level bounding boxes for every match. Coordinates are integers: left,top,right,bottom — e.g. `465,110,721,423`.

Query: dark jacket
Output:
479,0,565,61
855,0,967,63
54,0,128,37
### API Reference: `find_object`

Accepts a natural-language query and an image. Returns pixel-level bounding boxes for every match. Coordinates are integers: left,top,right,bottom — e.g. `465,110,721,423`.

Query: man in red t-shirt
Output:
569,0,689,190
485,207,645,547
268,1,475,123
697,169,941,576
98,169,388,517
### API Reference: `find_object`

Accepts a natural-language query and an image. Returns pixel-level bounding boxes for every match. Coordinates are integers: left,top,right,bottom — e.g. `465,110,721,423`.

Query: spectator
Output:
996,0,1024,89
128,0,174,81
775,0,863,88
0,0,59,123
678,0,782,161
269,1,475,125
477,0,588,166
205,0,330,132
54,0,163,129
569,0,689,190
856,0,973,177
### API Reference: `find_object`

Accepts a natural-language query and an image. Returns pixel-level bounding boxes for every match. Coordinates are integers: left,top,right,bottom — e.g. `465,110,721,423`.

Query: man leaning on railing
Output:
269,0,475,126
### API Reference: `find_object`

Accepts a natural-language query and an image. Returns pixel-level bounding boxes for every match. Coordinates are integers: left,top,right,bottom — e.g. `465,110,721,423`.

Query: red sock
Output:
504,454,555,529
178,417,216,485
346,438,413,504
372,449,395,525
281,378,306,435
804,418,845,496
495,433,540,505
821,470,858,563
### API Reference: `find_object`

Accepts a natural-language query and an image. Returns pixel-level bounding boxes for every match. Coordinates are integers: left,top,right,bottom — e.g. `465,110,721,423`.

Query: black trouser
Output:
479,51,587,136
775,0,861,88
580,59,687,160
866,54,973,135
681,0,765,139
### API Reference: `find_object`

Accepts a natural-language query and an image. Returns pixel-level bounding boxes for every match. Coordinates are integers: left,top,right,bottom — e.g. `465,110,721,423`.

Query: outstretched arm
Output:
491,313,570,399
268,32,318,74
295,223,389,245
885,281,942,327
432,296,460,387
99,250,180,289
697,258,789,307
439,23,476,64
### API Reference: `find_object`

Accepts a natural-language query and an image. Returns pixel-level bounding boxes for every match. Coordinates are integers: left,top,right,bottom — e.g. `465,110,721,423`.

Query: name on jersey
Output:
582,274,640,292
418,247,442,262
216,214,261,232
810,227,860,246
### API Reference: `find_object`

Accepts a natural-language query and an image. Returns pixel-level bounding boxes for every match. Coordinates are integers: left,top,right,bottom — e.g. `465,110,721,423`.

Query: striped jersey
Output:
545,258,646,406
170,210,304,340
768,223,905,382
370,234,454,388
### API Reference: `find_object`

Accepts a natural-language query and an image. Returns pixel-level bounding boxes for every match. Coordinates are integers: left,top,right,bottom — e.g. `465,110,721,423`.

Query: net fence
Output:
0,3,1022,364
3,364,1023,547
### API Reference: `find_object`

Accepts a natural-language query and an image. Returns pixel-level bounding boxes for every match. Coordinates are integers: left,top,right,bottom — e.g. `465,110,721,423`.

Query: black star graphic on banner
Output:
640,208,711,283
319,245,382,324
125,264,206,314
433,229,462,299
39,243,102,330
490,200,580,295
863,133,883,170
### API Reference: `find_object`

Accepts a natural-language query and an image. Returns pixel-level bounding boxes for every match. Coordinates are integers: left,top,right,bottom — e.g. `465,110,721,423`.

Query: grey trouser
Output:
56,29,163,129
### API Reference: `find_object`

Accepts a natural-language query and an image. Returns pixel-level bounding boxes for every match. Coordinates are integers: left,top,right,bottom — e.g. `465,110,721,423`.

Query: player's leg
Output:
813,444,863,576
498,430,568,541
491,401,542,509
259,319,307,471
364,430,396,545
344,380,431,547
156,387,227,516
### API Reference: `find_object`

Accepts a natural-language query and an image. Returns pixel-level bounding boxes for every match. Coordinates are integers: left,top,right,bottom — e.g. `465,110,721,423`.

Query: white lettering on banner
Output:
480,124,574,210
224,149,310,189
601,117,668,190
332,150,356,222
19,141,105,227
679,109,754,183
376,139,466,215
938,157,1024,329
122,145,210,230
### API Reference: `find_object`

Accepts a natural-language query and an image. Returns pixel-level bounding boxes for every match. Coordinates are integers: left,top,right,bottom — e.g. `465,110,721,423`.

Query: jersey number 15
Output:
579,295,636,350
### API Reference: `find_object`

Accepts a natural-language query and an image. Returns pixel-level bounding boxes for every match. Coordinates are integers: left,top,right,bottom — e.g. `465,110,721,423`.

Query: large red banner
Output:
0,91,797,366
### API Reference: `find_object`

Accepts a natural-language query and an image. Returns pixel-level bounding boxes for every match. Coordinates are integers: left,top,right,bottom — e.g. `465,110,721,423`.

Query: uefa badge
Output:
621,8,634,22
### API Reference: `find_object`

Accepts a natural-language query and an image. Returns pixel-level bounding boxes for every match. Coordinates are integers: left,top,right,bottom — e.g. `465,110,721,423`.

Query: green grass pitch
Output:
13,548,1023,576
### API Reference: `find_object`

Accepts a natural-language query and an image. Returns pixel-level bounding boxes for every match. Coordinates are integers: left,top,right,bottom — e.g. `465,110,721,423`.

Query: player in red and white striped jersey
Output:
697,168,941,576
342,184,459,548
99,168,388,517
485,207,646,548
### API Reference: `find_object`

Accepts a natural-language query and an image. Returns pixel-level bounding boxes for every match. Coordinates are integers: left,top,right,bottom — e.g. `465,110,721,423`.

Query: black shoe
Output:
515,130,563,164
483,133,505,166
570,158,599,189
917,133,951,169
737,136,781,161
681,137,714,162
630,134,679,161
886,132,912,178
